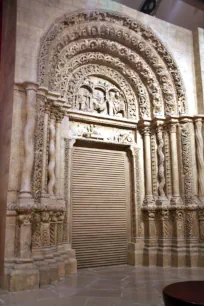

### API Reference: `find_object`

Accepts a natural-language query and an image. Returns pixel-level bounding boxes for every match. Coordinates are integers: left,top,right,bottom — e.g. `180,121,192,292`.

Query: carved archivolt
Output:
55,52,149,119
52,38,164,116
64,64,137,119
38,10,187,118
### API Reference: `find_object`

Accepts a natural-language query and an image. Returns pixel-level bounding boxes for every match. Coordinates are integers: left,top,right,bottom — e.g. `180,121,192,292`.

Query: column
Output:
156,123,166,198
141,123,154,206
168,120,183,205
195,118,204,199
48,110,56,195
19,82,38,201
41,102,50,194
18,214,32,259
129,146,139,238
55,112,64,198
66,137,76,243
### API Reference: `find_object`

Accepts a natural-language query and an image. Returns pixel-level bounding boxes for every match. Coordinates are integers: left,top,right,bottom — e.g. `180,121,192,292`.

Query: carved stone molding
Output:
180,121,198,205
38,10,187,115
69,121,135,144
55,52,150,119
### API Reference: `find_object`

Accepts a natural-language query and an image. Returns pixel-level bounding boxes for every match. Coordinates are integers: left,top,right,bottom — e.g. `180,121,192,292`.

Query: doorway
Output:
71,144,131,268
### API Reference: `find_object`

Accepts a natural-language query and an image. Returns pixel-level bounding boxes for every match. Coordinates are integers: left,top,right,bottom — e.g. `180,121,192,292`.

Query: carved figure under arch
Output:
73,75,127,118
38,10,187,117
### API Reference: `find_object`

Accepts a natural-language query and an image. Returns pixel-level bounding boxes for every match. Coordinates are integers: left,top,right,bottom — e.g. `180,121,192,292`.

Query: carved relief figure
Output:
92,88,107,114
108,90,126,117
74,75,127,118
77,86,91,111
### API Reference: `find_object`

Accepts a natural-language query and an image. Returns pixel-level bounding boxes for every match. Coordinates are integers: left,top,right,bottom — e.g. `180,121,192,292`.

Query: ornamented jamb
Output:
180,119,199,206
32,94,46,202
185,209,199,239
129,145,142,238
163,126,172,198
198,208,204,241
171,207,185,238
158,208,169,238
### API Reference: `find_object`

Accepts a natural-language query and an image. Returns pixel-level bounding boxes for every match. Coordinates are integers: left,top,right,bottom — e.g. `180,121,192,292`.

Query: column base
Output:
4,245,77,291
127,240,204,268
4,261,39,291
171,196,183,205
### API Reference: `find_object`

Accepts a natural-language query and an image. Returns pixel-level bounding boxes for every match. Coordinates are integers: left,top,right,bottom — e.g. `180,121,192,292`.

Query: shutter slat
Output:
72,147,128,268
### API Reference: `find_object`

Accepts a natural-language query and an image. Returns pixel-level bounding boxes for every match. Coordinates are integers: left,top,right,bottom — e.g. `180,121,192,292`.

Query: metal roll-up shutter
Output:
72,146,129,268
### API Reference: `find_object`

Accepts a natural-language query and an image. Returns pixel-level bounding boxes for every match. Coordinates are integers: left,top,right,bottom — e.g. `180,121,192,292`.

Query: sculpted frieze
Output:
69,121,135,144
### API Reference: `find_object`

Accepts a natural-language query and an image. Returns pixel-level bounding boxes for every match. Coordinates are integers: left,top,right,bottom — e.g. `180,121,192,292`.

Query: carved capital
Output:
44,103,51,114
18,213,32,225
140,125,151,136
24,82,39,92
158,209,169,220
143,208,157,221
41,211,50,223
143,195,155,206
55,110,64,123
198,209,204,221
171,208,184,221
129,145,139,157
168,121,178,134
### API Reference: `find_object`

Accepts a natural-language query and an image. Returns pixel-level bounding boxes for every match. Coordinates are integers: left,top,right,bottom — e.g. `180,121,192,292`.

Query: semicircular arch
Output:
38,10,187,116
55,52,151,119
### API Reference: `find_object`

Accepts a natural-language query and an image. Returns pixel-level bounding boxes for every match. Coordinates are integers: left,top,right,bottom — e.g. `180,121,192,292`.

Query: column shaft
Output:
169,122,182,205
41,110,49,194
19,83,38,199
195,119,204,197
55,116,63,197
144,129,153,197
48,116,56,195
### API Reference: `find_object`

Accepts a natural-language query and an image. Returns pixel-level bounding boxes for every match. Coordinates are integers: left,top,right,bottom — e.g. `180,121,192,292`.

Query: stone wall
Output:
3,0,204,292
194,28,204,113
0,0,17,288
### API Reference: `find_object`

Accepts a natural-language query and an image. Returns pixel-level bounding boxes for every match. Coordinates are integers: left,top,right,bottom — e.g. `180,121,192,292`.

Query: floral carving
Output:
32,213,41,248
38,11,186,116
180,123,198,205
185,210,198,238
33,94,46,202
164,128,172,198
